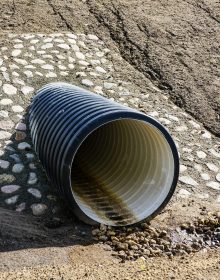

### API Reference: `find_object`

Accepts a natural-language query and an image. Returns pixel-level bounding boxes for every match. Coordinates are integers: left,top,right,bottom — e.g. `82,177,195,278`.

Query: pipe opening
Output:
71,119,175,226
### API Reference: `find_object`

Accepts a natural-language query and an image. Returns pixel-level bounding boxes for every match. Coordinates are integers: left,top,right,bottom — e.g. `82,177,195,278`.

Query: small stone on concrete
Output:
21,86,34,95
81,79,94,87
31,203,47,216
0,160,10,169
16,202,26,212
3,84,17,95
104,82,116,89
18,142,31,150
206,181,220,190
216,173,220,182
15,122,26,131
178,189,191,198
1,184,20,193
12,105,24,113
206,163,219,172
12,163,24,173
15,131,27,141
28,188,41,198
0,98,13,105
196,151,207,159
5,195,19,205
0,131,11,140
200,173,210,181
27,172,38,185
179,176,198,186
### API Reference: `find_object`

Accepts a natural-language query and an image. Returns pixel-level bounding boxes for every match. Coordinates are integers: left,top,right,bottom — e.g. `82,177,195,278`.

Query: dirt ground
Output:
0,0,219,136
0,0,220,279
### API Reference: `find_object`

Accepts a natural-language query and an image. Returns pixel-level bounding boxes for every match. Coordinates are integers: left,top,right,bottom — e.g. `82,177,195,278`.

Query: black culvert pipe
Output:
29,82,179,226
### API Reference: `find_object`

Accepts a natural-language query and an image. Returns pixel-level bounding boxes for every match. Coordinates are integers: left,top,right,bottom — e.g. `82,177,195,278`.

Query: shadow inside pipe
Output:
0,105,96,253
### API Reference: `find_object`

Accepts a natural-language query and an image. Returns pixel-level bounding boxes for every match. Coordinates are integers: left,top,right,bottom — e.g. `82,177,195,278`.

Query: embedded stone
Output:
12,49,21,57
31,203,47,216
201,131,211,139
0,131,11,140
21,86,34,95
14,58,28,65
0,160,10,169
200,173,210,181
18,142,31,150
3,84,17,95
0,110,9,118
196,151,207,159
27,172,38,185
28,188,41,198
206,181,220,190
0,120,14,130
87,34,99,40
24,70,33,78
15,131,26,141
9,154,21,163
179,176,198,186
216,173,220,182
0,174,15,183
104,82,116,89
16,202,26,212
178,189,191,198
5,195,19,205
95,66,106,73
81,79,94,87
15,122,26,131
75,52,85,60
41,43,53,49
1,185,20,193
12,105,24,113
57,43,70,50
12,163,24,173
209,148,220,158
31,59,45,64
206,163,219,172
41,64,54,70
46,72,57,78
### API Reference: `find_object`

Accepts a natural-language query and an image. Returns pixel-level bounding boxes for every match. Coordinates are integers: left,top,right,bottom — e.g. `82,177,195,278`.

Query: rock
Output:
31,59,45,64
104,82,116,89
24,70,33,78
95,66,106,73
46,72,57,78
178,189,191,198
179,176,198,186
216,173,220,182
41,64,54,70
21,86,34,95
180,165,187,173
41,43,53,49
0,110,9,118
0,160,10,169
9,154,21,163
26,153,35,160
92,229,100,236
16,202,26,212
87,34,99,40
206,163,219,172
175,125,188,132
1,184,20,193
12,49,21,57
18,142,31,150
12,105,24,112
200,173,210,181
0,131,11,140
81,79,94,87
12,163,24,173
14,58,28,65
75,52,85,60
15,131,27,141
28,188,41,198
5,195,19,205
206,181,220,190
15,122,26,131
27,172,38,184
0,120,14,130
209,148,220,158
57,44,70,50
201,131,211,139
0,98,13,105
196,151,207,159
31,203,48,216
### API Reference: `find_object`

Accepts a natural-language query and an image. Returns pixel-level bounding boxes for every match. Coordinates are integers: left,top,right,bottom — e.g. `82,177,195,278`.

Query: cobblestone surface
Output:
0,33,220,218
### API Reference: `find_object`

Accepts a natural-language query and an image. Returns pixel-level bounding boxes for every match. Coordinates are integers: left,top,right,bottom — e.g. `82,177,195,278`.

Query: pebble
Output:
1,185,20,193
31,203,47,216
26,153,35,160
75,52,85,60
206,181,220,190
21,86,34,95
81,79,94,87
46,72,57,78
216,173,220,182
175,125,188,132
200,173,210,181
179,176,198,186
104,82,116,89
12,49,22,57
0,120,14,130
27,172,38,184
24,70,33,78
12,105,24,112
206,163,219,172
41,43,53,49
9,154,21,163
16,202,26,212
201,131,211,139
28,188,41,198
31,59,45,64
0,131,11,140
0,110,9,118
57,43,70,50
178,189,191,198
95,66,106,73
14,58,28,65
41,64,54,70
15,122,27,131
12,163,24,173
18,142,31,150
3,84,17,95
0,98,13,105
15,131,27,141
209,148,220,158
5,195,19,205
87,34,99,40
196,151,207,159
0,174,15,183
0,160,10,169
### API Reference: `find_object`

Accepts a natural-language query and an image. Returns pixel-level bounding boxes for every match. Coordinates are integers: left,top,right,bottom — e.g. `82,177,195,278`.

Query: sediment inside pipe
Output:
71,119,175,226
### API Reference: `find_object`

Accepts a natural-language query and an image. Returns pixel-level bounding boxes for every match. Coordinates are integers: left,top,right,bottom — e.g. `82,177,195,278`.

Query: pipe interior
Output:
71,119,175,226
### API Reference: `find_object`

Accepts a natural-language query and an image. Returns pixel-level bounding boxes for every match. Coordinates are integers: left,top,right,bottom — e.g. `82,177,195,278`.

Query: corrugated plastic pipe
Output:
29,82,179,226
